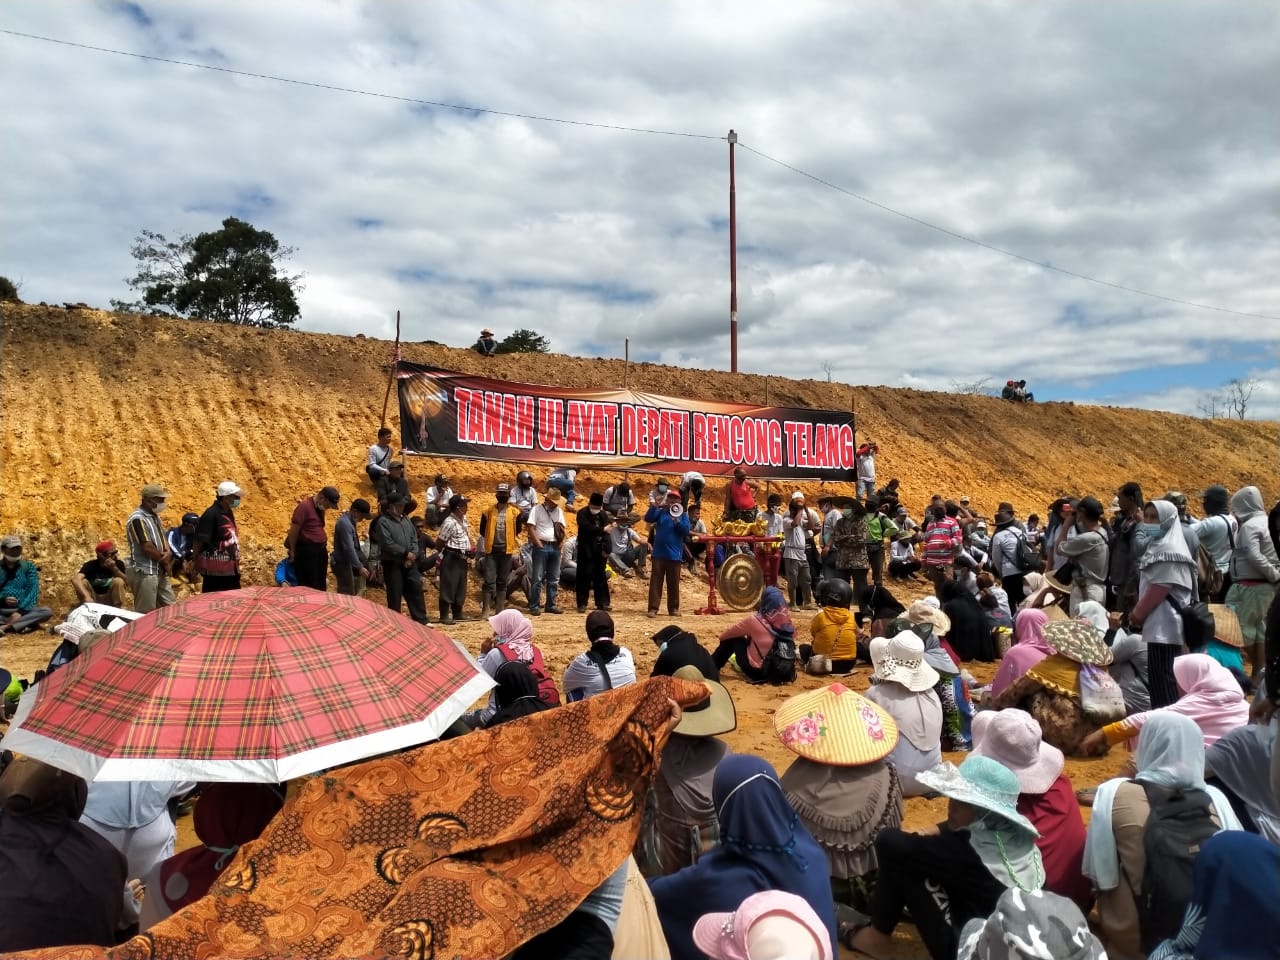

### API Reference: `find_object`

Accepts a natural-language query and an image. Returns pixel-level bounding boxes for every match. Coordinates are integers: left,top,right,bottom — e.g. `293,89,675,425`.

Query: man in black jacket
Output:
377,495,428,624
575,493,613,613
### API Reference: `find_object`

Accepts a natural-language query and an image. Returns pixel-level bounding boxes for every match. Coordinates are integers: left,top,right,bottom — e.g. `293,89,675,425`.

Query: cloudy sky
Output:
3,1,1278,417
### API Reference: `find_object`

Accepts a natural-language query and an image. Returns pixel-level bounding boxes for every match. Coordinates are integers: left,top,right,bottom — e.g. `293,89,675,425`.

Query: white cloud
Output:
1,0,1277,416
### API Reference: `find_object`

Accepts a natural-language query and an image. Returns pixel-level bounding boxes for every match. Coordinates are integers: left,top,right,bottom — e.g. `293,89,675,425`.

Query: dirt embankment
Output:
2,302,1274,612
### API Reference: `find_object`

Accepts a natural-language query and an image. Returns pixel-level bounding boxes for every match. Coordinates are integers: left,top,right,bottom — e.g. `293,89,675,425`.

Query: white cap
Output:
791,491,805,500
217,481,243,498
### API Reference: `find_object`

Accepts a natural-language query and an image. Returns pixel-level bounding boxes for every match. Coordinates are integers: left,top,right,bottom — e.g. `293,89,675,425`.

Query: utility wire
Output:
737,141,1279,321
5,27,1275,321
0,29,723,140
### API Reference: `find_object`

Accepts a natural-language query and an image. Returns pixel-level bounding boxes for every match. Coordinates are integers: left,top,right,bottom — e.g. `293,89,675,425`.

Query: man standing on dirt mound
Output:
287,486,340,591
195,481,243,593
125,484,175,613
526,488,567,616
646,489,691,619
377,493,428,624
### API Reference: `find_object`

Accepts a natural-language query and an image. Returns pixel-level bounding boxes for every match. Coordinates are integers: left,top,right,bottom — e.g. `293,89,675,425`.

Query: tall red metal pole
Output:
728,129,738,373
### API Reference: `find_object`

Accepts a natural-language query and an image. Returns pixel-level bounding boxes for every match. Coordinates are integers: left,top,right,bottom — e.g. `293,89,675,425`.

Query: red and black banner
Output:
397,363,856,480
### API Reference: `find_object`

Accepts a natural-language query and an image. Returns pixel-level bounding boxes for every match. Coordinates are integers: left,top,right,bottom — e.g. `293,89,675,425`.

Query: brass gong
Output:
717,553,764,611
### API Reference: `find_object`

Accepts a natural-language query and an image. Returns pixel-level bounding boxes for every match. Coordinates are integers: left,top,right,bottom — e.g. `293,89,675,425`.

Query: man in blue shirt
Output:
0,535,53,633
644,490,691,618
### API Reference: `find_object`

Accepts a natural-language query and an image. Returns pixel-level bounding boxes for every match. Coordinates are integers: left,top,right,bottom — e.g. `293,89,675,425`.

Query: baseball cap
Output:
894,505,907,516
448,494,469,510
351,498,371,515
141,483,168,499
216,481,243,498
667,489,682,500
95,540,116,555
960,494,971,503
496,482,510,493
791,491,805,501
0,535,21,550
181,512,199,526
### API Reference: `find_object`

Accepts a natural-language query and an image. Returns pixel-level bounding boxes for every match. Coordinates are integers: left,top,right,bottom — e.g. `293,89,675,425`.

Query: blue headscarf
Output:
648,754,837,960
756,586,796,642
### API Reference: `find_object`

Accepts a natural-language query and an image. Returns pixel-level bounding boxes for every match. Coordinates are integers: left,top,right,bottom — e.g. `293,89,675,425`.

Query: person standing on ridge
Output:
195,481,243,593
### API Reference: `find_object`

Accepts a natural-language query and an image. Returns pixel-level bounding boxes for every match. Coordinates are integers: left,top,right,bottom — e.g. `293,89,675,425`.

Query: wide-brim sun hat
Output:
774,682,899,766
870,633,940,693
906,599,951,636
1041,603,1070,623
971,709,1064,795
672,665,737,737
915,756,1040,836
694,890,833,960
831,495,857,510
1043,619,1113,665
1209,604,1245,648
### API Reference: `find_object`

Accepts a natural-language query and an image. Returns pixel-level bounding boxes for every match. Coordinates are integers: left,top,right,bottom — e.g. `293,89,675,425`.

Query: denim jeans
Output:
530,544,561,611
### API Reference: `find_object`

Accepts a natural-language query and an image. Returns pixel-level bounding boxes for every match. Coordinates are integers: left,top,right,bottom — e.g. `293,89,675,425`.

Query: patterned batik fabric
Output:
25,677,704,960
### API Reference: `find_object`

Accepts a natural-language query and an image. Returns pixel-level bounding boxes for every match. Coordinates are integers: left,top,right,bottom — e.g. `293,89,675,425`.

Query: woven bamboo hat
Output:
906,599,952,636
1208,604,1245,648
672,665,737,737
774,682,899,766
1043,619,1113,665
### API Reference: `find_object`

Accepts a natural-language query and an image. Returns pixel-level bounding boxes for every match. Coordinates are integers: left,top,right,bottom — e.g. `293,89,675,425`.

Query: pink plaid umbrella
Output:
3,587,493,782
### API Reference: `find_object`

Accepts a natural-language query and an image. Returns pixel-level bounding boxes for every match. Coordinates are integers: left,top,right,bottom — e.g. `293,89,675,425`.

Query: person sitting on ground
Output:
423,473,454,527
365,426,395,484
482,661,551,729
802,577,859,675
472,327,498,356
558,533,578,587
776,684,904,915
694,891,833,960
469,609,557,727
651,625,719,680
1082,712,1242,960
712,586,795,683
563,611,636,701
139,782,285,930
72,541,128,608
650,754,838,960
1001,379,1017,401
901,600,971,751
547,466,579,507
636,665,735,879
955,888,1105,960
608,513,649,578
886,527,922,579
0,756,128,952
1206,719,1280,842
510,470,538,525
0,535,53,634
166,512,201,583
971,710,1090,910
941,578,996,662
1202,603,1250,688
1073,600,1150,715
846,755,1045,960
1015,379,1034,402
866,633,942,797
375,460,411,511
857,584,908,656
1148,830,1280,960
994,618,1112,757
601,477,635,518
1082,652,1249,755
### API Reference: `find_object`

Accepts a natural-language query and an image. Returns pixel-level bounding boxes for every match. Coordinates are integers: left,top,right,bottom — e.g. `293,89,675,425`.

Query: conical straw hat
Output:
774,682,899,766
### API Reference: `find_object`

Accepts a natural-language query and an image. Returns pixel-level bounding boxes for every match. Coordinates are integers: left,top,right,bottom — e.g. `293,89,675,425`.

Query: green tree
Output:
113,218,303,327
0,275,20,302
495,328,551,354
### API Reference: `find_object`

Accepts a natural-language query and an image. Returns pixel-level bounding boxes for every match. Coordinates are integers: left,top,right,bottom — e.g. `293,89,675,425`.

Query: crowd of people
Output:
2,437,1280,959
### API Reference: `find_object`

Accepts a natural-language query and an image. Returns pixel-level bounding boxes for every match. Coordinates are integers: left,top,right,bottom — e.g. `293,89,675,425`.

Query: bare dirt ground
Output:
2,303,1275,956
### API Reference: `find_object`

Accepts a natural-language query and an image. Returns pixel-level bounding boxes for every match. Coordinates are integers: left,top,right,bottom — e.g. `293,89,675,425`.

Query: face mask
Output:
842,509,853,519
497,495,509,504
1139,522,1164,538
590,507,602,514
1,551,20,564
231,498,242,509
152,502,167,513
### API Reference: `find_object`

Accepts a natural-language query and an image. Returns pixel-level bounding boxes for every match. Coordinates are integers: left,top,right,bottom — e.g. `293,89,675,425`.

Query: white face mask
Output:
152,502,167,513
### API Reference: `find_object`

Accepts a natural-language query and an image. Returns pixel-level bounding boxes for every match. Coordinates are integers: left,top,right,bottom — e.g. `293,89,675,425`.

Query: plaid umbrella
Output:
2,587,493,782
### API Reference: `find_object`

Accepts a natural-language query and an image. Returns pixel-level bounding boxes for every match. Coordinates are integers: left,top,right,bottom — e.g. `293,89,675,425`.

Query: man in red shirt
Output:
287,486,340,591
724,467,759,522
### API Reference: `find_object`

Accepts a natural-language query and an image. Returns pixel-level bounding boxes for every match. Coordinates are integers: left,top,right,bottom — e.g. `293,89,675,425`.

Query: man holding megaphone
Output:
645,488,692,619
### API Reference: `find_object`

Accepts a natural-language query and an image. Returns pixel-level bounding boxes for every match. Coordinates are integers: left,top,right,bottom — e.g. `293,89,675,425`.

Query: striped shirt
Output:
438,515,472,552
126,507,166,576
922,516,962,568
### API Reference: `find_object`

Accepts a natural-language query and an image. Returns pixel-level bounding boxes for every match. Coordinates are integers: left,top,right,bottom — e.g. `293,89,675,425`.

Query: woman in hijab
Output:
1083,713,1241,960
139,782,285,929
562,610,636,701
1206,721,1280,842
0,755,127,952
940,579,995,662
846,756,1045,960
470,608,554,725
1082,653,1249,753
775,684,904,914
649,754,837,960
636,666,736,879
990,609,1053,698
896,602,971,751
1148,831,1280,960
484,661,552,728
711,586,796,684
866,633,943,796
1128,499,1197,708
857,583,906,637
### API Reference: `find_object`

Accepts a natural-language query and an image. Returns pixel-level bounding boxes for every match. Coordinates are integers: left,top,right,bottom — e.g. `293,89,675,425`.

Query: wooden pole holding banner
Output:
380,309,402,430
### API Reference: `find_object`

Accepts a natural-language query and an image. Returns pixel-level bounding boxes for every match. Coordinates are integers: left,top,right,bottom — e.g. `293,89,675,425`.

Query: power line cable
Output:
736,141,1279,321
0,29,723,140
5,27,1275,321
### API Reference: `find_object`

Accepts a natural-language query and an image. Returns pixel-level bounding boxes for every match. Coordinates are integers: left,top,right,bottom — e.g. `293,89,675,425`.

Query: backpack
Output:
1166,594,1215,652
758,635,798,685
497,643,561,707
1012,532,1041,573
1197,516,1232,599
1135,782,1219,953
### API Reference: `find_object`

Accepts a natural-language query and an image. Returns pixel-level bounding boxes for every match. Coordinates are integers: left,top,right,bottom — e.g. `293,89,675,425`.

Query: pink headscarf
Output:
991,608,1054,698
488,609,534,661
1118,654,1249,745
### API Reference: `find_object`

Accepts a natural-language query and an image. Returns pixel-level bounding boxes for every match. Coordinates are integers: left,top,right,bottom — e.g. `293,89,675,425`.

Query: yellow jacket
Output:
478,504,524,554
809,607,859,661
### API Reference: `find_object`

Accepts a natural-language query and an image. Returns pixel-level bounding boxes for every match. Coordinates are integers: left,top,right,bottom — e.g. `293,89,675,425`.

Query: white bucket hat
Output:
870,634,940,693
